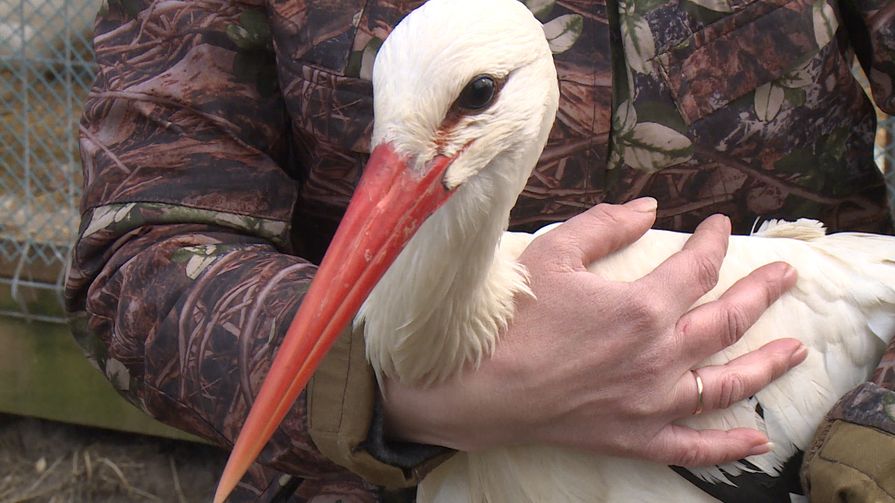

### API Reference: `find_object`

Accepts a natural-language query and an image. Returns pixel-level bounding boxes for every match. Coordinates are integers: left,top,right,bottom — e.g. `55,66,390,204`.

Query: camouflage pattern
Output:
66,0,895,500
801,382,895,499
828,382,895,435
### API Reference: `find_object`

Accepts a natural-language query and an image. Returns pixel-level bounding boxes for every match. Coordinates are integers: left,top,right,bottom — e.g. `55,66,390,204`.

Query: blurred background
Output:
0,0,894,501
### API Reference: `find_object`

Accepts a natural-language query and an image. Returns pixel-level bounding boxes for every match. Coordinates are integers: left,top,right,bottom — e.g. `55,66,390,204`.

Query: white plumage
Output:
354,0,895,501
408,219,895,502
213,0,895,500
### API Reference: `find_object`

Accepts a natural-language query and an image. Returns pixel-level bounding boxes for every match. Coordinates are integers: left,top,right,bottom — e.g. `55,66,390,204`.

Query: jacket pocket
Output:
655,0,838,124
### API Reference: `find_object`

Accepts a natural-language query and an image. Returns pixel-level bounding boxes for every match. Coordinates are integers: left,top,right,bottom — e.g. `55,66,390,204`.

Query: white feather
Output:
359,0,895,500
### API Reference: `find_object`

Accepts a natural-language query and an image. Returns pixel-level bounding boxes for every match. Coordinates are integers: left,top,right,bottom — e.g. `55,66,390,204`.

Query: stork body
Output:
354,1,895,500
409,220,895,502
215,0,895,501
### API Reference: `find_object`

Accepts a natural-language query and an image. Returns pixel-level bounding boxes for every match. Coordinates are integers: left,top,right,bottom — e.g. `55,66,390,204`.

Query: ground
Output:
0,414,227,502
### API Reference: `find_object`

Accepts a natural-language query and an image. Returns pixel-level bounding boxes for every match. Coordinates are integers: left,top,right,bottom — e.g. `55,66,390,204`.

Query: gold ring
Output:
691,369,704,415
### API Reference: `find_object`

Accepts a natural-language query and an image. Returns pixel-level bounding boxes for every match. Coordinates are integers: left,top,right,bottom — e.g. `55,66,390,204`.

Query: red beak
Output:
213,143,456,502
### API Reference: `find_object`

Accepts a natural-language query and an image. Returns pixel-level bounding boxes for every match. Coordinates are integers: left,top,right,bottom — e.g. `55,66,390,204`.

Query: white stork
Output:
214,0,895,501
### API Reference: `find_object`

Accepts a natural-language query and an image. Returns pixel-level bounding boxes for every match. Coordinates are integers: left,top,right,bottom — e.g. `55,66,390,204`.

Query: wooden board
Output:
0,316,206,443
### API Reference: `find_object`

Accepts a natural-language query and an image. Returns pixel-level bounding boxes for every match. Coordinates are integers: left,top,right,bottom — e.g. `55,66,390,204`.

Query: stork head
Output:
370,0,559,192
214,1,557,500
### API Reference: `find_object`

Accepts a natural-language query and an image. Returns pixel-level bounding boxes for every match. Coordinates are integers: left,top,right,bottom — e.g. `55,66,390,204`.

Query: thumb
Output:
536,198,657,270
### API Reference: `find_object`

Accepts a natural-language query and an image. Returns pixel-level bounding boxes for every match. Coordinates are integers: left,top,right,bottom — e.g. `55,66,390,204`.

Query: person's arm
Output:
64,0,397,496
800,4,895,499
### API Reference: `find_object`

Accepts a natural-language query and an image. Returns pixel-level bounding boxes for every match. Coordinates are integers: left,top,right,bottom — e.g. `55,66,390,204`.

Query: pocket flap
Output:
656,0,832,123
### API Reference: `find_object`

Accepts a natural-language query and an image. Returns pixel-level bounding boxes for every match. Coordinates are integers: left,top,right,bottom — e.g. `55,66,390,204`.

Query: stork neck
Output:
361,157,531,385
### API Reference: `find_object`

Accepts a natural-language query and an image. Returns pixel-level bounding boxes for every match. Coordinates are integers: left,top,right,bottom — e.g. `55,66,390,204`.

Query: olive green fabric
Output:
803,420,895,502
307,325,452,488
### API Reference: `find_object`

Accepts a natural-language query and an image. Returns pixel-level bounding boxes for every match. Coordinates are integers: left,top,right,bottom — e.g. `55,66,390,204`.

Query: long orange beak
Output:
213,143,457,502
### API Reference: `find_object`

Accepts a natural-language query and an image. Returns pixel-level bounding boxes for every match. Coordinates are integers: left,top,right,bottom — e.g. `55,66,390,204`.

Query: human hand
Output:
381,198,805,467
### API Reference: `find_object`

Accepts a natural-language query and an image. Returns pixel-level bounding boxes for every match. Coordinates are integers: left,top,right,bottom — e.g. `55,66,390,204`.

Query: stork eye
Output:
458,75,496,110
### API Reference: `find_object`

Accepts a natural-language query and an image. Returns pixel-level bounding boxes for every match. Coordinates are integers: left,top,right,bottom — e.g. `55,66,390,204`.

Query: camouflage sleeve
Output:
64,0,380,498
847,0,895,113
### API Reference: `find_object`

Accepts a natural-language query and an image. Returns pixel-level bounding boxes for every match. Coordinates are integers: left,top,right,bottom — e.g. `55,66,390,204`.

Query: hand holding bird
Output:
382,201,804,468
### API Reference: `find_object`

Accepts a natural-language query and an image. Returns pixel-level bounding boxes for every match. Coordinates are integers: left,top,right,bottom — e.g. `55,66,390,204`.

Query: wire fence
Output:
0,1,894,323
1,0,97,322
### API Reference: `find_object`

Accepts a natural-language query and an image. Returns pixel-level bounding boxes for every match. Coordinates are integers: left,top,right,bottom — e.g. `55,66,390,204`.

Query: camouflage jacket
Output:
66,0,895,501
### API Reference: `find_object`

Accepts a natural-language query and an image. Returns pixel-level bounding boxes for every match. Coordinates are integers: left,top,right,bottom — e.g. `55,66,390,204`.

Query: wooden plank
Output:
0,316,207,443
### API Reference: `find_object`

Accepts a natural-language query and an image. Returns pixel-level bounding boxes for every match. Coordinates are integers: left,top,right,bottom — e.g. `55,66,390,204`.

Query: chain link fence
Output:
1,0,98,322
1,2,895,323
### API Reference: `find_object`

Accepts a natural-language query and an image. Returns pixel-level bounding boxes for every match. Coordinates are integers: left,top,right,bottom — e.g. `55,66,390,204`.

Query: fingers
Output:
529,198,657,271
636,214,731,313
670,338,808,417
674,261,798,358
648,424,772,467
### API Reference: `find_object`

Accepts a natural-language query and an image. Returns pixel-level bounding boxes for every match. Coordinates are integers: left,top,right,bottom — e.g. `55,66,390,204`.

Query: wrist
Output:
380,374,517,452
380,378,456,447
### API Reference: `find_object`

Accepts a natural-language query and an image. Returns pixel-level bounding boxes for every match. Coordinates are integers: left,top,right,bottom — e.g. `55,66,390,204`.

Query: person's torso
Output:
266,0,892,261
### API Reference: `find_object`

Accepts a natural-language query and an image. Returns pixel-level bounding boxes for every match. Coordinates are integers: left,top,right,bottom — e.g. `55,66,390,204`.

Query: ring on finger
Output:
690,369,704,415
